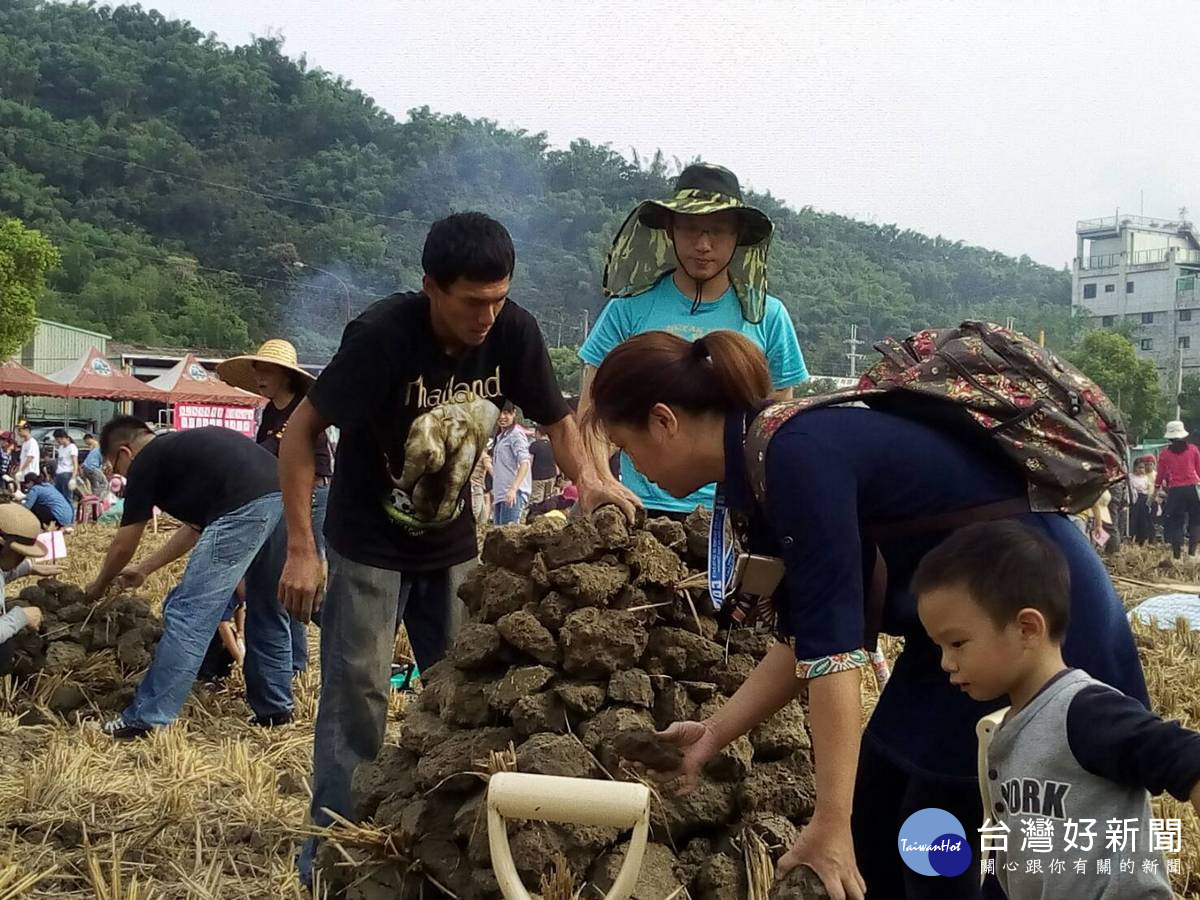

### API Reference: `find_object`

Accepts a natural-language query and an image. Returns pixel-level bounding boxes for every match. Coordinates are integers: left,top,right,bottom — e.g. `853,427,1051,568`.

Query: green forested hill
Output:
0,0,1074,372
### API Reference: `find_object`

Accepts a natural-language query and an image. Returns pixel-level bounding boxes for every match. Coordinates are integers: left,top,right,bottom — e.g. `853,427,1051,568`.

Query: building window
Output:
1083,283,1097,299
1181,310,1192,322
1141,339,1154,351
1141,312,1154,324
1104,284,1115,293
1101,315,1116,327
1181,337,1191,350
1127,281,1135,294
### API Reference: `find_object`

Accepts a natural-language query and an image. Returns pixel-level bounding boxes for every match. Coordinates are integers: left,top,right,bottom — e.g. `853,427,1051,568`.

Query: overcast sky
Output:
149,0,1200,268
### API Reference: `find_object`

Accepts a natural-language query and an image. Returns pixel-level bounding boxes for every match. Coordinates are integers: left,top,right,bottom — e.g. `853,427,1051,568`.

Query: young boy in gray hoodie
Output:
915,519,1200,899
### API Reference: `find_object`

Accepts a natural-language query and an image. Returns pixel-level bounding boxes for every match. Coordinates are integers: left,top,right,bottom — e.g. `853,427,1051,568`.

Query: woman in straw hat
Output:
1154,419,1200,559
218,339,333,671
0,503,62,670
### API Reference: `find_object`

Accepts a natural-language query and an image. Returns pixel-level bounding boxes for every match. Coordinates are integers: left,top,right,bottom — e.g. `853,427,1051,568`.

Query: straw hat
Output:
217,339,314,395
0,503,47,559
1164,420,1189,440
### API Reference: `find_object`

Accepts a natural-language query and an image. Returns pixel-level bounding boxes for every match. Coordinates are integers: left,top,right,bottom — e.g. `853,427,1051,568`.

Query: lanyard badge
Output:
708,487,737,611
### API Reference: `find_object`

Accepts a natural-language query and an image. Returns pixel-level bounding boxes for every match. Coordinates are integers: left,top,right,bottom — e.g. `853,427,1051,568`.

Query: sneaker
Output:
250,711,294,728
101,715,151,741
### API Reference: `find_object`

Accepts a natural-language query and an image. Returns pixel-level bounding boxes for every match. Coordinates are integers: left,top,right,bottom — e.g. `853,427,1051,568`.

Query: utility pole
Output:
295,261,352,326
1005,316,1016,332
1177,344,1185,420
845,324,864,378
582,308,590,341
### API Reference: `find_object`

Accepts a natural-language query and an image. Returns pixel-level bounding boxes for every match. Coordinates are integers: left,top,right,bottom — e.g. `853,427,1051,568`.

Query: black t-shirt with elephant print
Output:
308,291,570,571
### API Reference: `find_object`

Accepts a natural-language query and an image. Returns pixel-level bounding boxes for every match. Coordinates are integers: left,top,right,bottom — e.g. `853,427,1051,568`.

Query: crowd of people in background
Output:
1074,418,1200,561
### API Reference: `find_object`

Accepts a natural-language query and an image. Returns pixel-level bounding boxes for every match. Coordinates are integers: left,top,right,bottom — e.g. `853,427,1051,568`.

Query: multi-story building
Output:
1072,213,1200,381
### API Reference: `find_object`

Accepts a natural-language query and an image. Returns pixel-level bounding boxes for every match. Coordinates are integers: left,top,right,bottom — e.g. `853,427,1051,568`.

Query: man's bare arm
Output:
277,399,330,621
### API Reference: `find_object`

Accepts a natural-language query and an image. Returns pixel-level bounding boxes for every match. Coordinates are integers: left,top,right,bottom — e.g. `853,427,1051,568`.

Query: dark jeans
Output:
854,738,1003,899
29,498,70,529
123,494,293,728
1164,485,1200,558
1131,494,1155,545
298,547,474,883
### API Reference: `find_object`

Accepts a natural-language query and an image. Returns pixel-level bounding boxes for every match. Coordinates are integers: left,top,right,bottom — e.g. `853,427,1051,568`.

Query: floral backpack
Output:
744,320,1129,517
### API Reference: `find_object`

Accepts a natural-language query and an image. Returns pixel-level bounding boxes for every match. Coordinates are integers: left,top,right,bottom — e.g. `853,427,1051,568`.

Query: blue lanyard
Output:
708,486,737,610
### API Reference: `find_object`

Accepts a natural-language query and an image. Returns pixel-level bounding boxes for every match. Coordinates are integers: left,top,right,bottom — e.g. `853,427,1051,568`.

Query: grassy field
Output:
1,527,1199,898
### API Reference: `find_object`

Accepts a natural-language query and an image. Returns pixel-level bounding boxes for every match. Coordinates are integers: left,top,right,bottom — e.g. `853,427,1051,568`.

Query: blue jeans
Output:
289,483,331,673
53,472,74,511
297,547,474,883
123,493,293,728
494,492,528,525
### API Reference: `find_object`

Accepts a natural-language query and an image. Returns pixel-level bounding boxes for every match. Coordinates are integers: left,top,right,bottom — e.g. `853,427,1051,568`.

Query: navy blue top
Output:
723,406,1149,782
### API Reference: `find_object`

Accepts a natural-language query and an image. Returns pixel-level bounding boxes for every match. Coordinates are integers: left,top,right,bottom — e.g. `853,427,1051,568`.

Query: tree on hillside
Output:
1176,374,1200,436
548,345,582,396
0,217,59,358
1071,330,1167,444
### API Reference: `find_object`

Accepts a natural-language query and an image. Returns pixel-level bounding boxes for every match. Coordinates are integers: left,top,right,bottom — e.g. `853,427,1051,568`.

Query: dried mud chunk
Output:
540,517,602,568
496,610,559,665
560,608,648,676
489,665,555,712
612,729,683,772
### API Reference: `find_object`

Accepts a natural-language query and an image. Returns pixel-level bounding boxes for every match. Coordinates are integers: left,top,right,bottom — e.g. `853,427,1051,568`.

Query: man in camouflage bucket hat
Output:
578,163,808,519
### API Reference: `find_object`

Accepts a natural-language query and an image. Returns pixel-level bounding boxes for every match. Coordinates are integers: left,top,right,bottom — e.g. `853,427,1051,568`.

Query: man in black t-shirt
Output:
527,425,559,515
84,418,295,739
285,213,638,884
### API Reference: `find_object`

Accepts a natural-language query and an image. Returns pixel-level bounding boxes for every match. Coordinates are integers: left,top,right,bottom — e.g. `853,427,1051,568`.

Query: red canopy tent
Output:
47,347,166,402
0,360,68,398
147,354,261,406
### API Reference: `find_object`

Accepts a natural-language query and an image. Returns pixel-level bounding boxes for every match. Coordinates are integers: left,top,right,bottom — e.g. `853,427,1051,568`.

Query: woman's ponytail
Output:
697,330,772,413
588,329,773,430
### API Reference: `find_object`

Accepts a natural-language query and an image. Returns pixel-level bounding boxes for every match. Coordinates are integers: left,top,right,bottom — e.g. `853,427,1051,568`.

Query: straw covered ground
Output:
1,525,1199,898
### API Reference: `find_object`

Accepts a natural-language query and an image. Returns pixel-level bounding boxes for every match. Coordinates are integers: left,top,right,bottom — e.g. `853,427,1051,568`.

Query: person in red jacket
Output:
1154,420,1200,558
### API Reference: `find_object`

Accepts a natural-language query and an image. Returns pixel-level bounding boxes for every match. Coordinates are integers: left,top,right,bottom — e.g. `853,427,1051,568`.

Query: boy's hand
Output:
29,561,63,578
22,606,43,630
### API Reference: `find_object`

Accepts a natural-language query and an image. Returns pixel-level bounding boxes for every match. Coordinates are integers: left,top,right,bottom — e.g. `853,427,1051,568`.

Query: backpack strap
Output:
743,388,881,506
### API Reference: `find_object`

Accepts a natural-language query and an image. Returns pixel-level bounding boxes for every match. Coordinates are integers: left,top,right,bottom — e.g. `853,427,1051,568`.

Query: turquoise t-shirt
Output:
579,274,808,514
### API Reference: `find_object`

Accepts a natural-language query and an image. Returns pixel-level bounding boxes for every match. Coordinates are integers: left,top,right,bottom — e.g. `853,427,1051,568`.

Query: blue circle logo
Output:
897,807,972,877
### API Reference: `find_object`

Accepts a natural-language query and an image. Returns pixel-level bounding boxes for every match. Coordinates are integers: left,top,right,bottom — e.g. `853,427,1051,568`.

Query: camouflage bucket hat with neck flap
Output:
602,163,774,323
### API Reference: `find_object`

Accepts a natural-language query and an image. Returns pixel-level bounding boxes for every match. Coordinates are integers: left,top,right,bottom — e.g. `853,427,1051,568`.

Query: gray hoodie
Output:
986,668,1200,898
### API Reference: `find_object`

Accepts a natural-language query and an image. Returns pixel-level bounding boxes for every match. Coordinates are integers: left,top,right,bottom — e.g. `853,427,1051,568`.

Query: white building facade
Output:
1072,213,1200,381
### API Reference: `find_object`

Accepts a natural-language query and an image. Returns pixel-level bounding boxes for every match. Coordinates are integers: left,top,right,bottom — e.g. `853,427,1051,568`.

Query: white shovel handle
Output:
487,772,651,900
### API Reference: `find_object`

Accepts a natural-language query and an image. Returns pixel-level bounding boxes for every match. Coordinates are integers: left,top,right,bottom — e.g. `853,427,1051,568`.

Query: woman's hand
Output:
651,720,723,792
777,811,866,900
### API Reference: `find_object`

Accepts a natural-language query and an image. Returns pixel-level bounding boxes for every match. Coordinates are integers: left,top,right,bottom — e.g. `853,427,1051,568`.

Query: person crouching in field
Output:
0,504,62,671
84,416,294,740
916,521,1200,899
